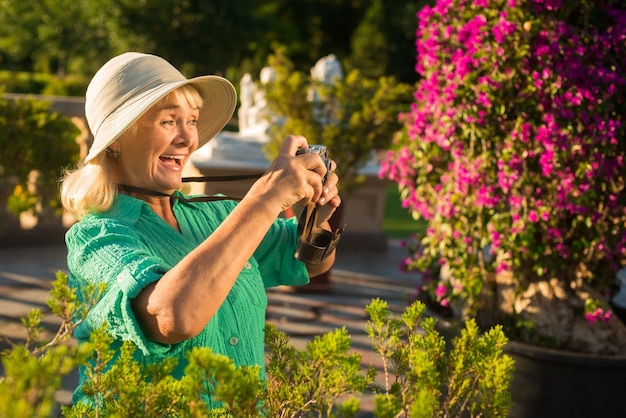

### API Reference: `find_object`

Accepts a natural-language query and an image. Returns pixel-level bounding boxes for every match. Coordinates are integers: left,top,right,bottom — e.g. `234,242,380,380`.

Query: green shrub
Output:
0,273,514,417
0,94,80,222
263,48,414,194
366,298,514,417
264,324,374,417
0,272,100,418
0,71,88,96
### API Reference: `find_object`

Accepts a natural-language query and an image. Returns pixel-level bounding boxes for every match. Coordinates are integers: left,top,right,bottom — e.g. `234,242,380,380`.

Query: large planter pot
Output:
505,340,626,418
429,305,626,418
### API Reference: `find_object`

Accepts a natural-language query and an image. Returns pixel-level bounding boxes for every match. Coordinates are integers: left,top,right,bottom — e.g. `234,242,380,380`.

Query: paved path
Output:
0,240,421,416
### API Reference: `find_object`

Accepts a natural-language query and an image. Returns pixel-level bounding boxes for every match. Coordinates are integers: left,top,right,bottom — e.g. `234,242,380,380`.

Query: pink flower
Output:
585,306,613,324
386,0,626,336
435,284,447,298
495,261,510,273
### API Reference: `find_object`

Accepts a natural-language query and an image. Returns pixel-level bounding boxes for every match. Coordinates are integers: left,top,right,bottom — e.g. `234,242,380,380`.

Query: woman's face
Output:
113,91,200,193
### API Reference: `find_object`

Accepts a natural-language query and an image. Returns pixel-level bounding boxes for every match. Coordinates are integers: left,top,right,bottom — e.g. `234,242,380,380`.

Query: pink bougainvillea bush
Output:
381,0,626,354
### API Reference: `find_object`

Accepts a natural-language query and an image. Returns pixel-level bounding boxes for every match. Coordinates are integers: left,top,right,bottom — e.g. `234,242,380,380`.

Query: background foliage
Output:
0,95,80,219
0,0,430,89
263,49,414,194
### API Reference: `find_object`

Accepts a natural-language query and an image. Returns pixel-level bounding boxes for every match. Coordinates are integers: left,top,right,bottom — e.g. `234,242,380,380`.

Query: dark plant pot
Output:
505,341,626,418
430,307,626,418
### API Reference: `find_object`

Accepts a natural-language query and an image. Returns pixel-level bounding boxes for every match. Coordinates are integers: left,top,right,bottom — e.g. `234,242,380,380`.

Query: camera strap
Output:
294,202,346,264
182,174,265,183
118,173,265,203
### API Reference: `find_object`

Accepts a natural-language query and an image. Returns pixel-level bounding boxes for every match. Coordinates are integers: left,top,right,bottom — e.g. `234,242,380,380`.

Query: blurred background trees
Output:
0,0,430,89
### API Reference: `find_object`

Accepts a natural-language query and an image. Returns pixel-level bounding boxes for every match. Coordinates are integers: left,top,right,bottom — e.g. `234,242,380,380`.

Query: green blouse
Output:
66,192,309,407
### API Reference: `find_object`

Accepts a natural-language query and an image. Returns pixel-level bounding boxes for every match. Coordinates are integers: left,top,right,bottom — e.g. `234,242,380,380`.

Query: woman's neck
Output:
118,185,180,232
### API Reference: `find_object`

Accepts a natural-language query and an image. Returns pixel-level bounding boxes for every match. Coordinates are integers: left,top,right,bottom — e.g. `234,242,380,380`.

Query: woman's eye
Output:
161,119,175,126
188,119,198,126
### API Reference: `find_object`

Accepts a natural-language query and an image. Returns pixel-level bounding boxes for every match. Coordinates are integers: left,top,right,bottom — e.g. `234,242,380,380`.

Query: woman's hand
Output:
247,135,341,216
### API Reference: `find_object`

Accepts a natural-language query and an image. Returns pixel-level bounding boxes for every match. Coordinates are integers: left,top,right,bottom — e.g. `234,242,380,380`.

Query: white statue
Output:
237,66,277,137
236,57,347,137
260,66,276,85
237,73,256,132
308,54,344,126
310,54,344,85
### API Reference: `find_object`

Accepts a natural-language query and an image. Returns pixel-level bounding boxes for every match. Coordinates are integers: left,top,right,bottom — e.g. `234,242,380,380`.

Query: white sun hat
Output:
84,52,237,162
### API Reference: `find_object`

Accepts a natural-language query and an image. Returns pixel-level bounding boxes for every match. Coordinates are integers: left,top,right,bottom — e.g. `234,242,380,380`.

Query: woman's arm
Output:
132,135,340,344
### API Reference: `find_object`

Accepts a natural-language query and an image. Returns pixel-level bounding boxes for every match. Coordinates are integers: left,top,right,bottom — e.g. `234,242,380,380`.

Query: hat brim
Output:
85,75,236,162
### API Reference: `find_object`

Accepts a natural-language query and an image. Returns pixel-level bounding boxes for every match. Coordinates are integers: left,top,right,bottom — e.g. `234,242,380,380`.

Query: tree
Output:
349,0,388,79
348,0,428,83
0,0,423,85
0,0,115,76
263,49,414,194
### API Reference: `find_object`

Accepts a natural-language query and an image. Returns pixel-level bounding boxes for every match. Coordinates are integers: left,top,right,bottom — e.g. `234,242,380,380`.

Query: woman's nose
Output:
176,123,195,146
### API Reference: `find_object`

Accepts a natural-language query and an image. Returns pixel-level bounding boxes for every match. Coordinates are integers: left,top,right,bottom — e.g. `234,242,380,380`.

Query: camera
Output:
296,145,331,183
294,145,345,264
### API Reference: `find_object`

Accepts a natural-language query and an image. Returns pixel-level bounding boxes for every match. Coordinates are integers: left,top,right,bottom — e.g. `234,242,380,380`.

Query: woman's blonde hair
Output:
61,85,204,220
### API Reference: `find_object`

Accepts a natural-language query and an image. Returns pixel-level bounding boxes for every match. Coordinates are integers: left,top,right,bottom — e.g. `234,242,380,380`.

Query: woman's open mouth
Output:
159,154,185,170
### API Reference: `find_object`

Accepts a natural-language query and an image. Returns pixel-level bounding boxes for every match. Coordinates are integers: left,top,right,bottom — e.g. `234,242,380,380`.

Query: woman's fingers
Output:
318,170,338,205
249,136,341,213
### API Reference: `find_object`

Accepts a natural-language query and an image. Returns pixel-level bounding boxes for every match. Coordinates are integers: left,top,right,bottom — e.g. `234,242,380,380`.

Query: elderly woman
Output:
61,52,341,409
